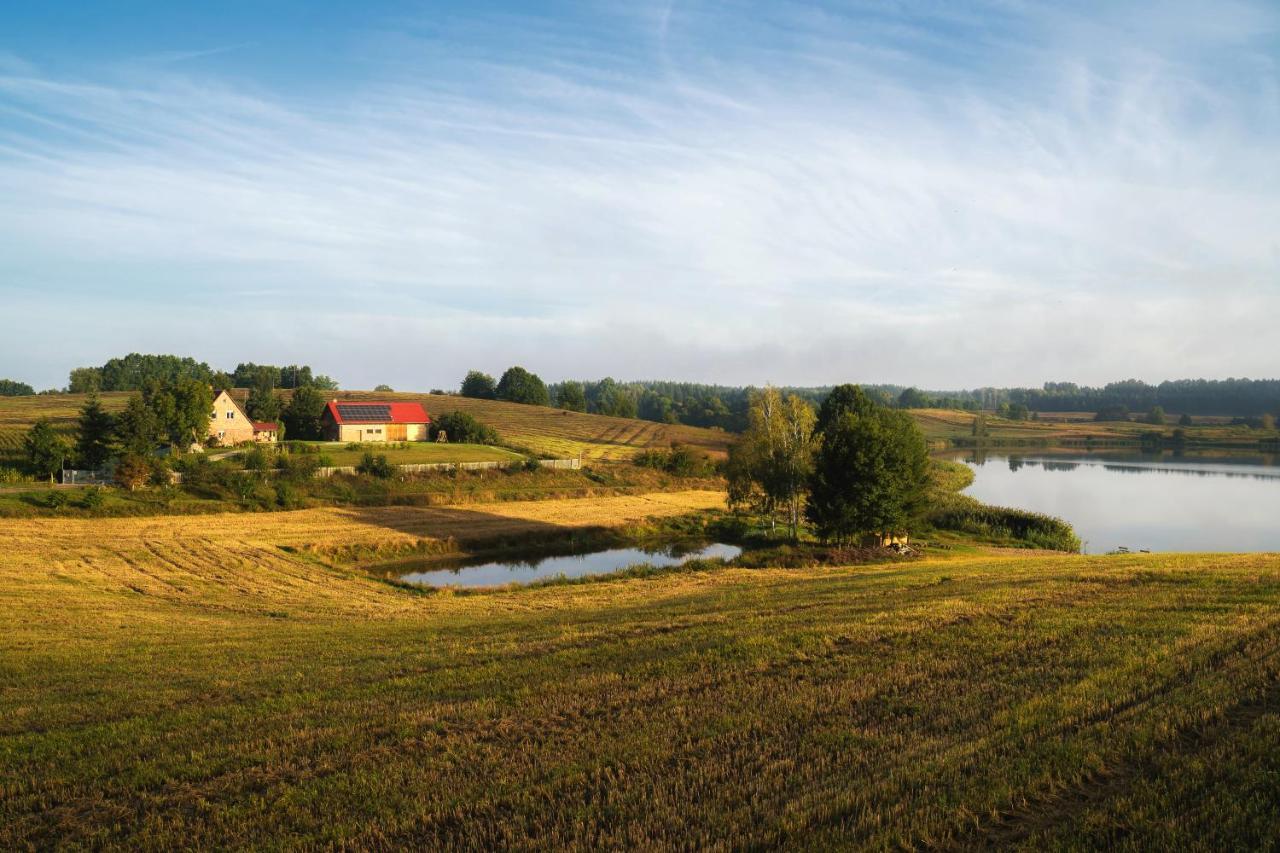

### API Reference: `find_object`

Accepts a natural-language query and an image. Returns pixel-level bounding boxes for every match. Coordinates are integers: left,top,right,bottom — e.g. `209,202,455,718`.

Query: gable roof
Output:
324,400,431,425
214,389,250,421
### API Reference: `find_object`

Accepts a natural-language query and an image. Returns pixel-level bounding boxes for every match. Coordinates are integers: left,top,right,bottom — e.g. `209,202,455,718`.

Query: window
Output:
227,411,235,419
210,410,217,420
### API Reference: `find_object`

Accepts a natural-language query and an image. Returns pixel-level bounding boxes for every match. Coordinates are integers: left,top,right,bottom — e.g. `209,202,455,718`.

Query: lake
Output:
952,450,1280,553
392,541,743,588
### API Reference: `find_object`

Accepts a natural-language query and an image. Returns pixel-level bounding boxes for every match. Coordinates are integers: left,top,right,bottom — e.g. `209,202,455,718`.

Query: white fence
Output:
59,468,114,486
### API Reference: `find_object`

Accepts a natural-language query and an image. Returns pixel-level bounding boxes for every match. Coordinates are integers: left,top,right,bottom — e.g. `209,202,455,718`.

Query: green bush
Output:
80,488,105,510
46,490,69,509
633,444,716,477
430,411,499,445
357,453,395,479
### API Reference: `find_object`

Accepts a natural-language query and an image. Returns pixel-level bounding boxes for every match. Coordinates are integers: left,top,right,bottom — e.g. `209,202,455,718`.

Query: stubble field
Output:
2,495,1279,848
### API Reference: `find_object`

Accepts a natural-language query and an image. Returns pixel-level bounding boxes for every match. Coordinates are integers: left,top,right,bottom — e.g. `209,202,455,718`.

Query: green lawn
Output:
284,441,525,466
3,521,1280,847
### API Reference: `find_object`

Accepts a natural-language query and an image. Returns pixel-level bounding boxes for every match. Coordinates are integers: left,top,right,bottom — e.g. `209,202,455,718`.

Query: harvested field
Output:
3,504,1280,847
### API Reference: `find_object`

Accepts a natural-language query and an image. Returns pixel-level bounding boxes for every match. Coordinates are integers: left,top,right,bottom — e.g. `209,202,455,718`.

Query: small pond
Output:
390,541,743,588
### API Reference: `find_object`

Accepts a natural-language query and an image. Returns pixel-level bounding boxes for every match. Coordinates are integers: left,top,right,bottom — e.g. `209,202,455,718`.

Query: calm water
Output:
393,541,743,588
952,451,1280,554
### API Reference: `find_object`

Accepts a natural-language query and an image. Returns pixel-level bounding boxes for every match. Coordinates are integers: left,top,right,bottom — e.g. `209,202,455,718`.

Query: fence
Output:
314,458,580,478
59,468,114,486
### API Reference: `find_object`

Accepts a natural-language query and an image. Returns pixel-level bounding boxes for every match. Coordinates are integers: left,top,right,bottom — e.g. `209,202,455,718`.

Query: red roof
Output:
253,422,278,432
325,401,431,425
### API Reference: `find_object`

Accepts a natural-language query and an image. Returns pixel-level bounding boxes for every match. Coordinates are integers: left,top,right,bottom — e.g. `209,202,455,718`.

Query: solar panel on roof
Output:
336,403,392,422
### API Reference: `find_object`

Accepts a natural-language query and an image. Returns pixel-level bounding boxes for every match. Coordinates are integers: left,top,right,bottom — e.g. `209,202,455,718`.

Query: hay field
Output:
0,391,734,463
3,503,1280,847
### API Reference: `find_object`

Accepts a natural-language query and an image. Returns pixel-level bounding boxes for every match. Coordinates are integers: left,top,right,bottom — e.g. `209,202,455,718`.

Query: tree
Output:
971,414,988,438
114,453,152,491
373,384,394,392
1094,404,1130,422
23,420,71,480
115,394,163,456
75,396,116,469
247,374,282,423
460,371,497,399
1179,413,1194,427
817,384,877,434
0,379,36,396
429,411,498,445
725,387,815,540
555,381,587,412
806,400,929,545
897,387,931,409
142,379,214,449
497,366,550,406
282,385,327,440
1145,406,1167,426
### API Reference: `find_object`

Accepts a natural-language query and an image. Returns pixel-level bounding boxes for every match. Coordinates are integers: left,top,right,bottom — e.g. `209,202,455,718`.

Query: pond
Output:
389,541,743,588
950,450,1280,554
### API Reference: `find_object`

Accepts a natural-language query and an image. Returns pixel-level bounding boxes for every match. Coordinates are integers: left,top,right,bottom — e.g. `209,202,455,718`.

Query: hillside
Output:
0,391,735,464
2,503,1278,847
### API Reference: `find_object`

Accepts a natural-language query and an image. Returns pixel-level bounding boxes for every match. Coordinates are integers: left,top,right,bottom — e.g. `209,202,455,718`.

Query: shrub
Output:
277,453,320,481
634,444,716,477
430,411,499,445
357,453,395,479
275,481,298,509
928,496,1080,552
80,488,105,510
115,453,152,491
46,490,69,509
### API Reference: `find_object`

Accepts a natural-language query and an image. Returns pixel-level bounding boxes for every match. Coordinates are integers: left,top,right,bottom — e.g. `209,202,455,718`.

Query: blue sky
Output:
2,1,1277,391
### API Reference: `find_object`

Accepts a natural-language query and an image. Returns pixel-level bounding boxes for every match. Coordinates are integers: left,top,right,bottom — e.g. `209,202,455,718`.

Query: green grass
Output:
274,441,524,467
3,515,1280,847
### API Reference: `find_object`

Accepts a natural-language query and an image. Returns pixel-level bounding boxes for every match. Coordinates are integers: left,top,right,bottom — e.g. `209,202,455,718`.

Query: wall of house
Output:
331,423,428,443
209,393,254,445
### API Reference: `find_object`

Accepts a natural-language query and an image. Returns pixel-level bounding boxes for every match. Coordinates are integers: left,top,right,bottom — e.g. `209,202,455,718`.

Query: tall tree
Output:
555,381,588,412
75,396,116,469
726,387,815,540
24,420,71,481
247,374,282,423
460,370,497,399
806,395,929,545
142,379,214,449
496,366,550,406
115,394,163,456
281,385,327,440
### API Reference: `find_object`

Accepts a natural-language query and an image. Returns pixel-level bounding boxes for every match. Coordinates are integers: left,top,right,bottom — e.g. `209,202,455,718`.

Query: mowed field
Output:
3,501,1280,847
0,391,734,463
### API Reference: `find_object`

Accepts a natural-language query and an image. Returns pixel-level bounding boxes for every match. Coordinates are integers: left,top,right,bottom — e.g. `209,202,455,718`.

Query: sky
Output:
1,1,1277,392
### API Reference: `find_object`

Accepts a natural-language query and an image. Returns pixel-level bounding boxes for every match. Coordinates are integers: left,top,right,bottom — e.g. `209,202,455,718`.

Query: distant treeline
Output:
63,354,339,394
544,378,1280,431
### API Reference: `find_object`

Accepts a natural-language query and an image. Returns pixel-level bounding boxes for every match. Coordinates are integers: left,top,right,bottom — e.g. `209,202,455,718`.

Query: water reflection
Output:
389,541,743,588
950,451,1280,554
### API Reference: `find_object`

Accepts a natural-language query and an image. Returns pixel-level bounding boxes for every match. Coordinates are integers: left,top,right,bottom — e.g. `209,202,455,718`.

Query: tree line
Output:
62,353,339,395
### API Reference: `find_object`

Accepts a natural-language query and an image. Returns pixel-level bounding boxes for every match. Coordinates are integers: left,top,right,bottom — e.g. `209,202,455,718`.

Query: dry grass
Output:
3,499,1280,847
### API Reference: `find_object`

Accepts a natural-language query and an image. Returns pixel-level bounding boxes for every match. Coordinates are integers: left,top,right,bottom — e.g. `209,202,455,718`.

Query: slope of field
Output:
0,391,735,463
3,506,1279,847
912,407,1276,448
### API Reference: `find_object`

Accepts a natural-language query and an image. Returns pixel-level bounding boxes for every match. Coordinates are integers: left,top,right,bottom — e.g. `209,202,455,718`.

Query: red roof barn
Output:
321,401,431,443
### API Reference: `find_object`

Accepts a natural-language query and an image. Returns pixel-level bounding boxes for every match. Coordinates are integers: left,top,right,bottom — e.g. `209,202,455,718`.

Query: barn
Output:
321,400,431,443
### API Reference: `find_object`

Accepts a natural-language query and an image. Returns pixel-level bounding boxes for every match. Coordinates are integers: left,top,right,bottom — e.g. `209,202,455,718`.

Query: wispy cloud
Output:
0,1,1277,389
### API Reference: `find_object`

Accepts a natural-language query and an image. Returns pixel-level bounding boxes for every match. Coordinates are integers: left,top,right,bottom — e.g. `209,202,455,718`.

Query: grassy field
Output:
0,391,735,465
254,441,524,467
913,407,1279,448
3,498,1279,847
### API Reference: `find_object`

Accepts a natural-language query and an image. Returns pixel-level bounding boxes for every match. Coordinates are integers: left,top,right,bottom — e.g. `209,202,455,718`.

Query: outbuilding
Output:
321,400,431,442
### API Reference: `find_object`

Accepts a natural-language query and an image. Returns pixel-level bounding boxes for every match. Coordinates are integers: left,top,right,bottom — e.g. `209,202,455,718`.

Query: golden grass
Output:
2,496,1280,847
